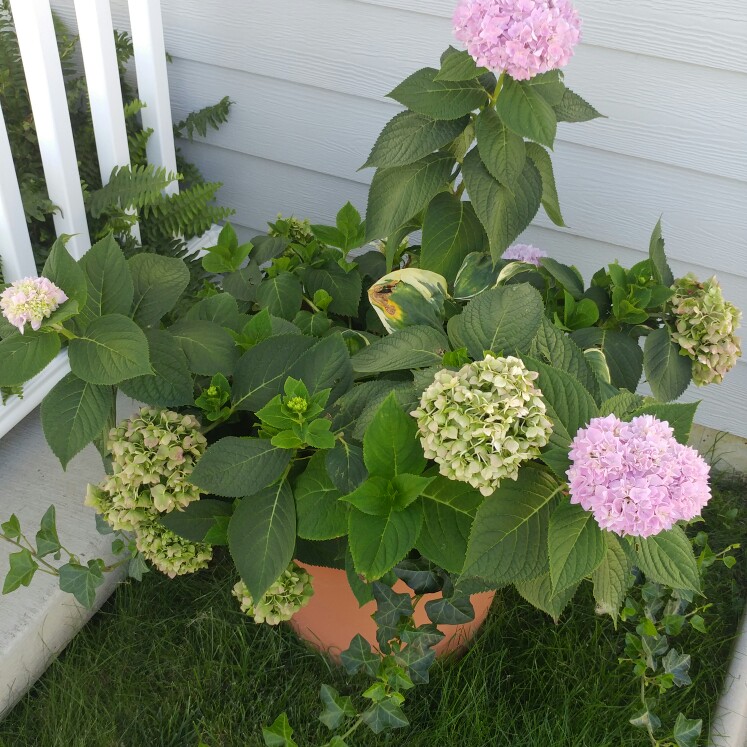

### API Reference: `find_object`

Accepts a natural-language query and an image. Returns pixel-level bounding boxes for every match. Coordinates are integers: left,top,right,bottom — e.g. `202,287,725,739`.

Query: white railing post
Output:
9,0,91,259
0,104,37,282
74,0,141,241
128,0,179,195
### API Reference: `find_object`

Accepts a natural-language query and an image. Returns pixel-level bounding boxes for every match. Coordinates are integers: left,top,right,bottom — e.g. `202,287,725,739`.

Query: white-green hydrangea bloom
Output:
232,562,314,626
669,275,742,386
411,355,553,496
135,518,212,578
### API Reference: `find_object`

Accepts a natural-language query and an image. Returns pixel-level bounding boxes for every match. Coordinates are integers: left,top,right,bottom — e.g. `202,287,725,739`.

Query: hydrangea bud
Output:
0,276,67,333
668,275,742,386
411,355,553,495
232,562,314,625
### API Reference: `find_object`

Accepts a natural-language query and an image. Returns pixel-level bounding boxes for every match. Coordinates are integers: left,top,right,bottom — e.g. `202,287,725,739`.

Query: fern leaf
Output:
174,96,233,140
86,164,180,218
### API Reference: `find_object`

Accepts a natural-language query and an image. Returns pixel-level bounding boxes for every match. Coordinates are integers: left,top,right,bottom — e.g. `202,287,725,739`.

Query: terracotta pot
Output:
288,561,496,662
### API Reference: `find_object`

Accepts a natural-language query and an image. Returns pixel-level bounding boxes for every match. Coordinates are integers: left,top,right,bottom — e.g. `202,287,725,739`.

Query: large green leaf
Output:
256,272,303,321
363,392,426,479
118,328,194,407
475,108,526,190
128,254,189,327
68,314,150,384
302,264,362,317
229,480,296,599
363,111,469,169
495,76,557,147
294,452,348,540
0,332,60,387
644,328,692,402
632,527,701,592
648,219,673,287
591,533,634,622
416,476,482,573
515,572,578,622
352,325,449,373
289,333,352,404
325,441,368,494
232,334,315,411
387,67,487,120
538,257,584,299
41,373,113,468
462,467,562,584
571,328,644,392
167,319,238,376
42,237,87,309
456,283,544,359
365,154,455,242
435,48,489,81
77,234,133,325
183,293,240,329
462,148,542,260
190,437,291,498
548,499,606,592
525,142,565,226
159,499,233,543
420,193,488,285
553,88,603,123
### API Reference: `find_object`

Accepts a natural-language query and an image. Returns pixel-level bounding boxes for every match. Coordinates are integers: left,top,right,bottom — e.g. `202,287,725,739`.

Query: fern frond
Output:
128,127,153,165
174,96,233,141
87,164,180,218
124,98,146,119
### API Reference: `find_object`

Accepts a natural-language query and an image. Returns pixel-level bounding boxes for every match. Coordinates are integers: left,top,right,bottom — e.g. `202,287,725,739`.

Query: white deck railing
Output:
0,0,177,439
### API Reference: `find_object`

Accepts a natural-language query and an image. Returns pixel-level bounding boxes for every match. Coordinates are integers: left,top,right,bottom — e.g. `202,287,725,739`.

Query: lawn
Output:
1,477,745,747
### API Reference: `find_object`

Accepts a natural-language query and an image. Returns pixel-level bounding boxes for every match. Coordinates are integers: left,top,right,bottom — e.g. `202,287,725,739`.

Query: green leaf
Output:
391,474,433,511
424,595,474,625
0,332,60,387
644,327,692,402
289,333,352,404
372,581,414,628
495,76,557,148
77,234,134,325
387,67,487,120
159,499,233,543
42,237,87,309
435,48,489,81
514,572,578,622
591,533,633,622
303,265,362,317
420,193,488,285
524,141,565,226
68,314,150,385
475,108,526,190
648,219,673,287
128,254,189,327
598,391,645,418
461,148,542,260
3,548,39,594
41,373,113,468
632,526,701,592
365,154,455,242
456,284,544,359
548,499,606,592
229,481,296,600
335,201,366,251
417,476,482,574
256,273,303,321
553,88,604,123
325,442,367,495
318,684,356,731
673,713,702,747
295,452,348,540
571,328,644,392
168,319,238,377
190,437,291,498
352,325,449,373
524,71,566,105
222,262,262,303
632,401,699,445
1,514,21,540
341,634,380,676
363,392,426,478
348,501,423,580
363,111,470,169
663,649,692,687
118,329,194,407
462,467,562,584
361,699,409,734
539,257,584,299
58,560,104,608
184,293,240,329
262,714,298,747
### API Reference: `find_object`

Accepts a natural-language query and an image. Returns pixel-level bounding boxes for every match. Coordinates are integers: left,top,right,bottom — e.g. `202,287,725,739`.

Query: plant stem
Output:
0,533,61,574
302,295,321,313
51,324,76,340
489,71,506,107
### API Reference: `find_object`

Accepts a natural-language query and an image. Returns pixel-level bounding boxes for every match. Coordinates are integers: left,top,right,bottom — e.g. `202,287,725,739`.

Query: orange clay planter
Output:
288,561,496,662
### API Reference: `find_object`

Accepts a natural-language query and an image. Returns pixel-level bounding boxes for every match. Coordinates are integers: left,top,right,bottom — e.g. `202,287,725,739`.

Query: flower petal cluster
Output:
453,0,581,81
85,408,212,577
232,562,314,625
668,274,742,386
502,243,548,266
411,355,553,496
0,276,67,333
567,414,711,537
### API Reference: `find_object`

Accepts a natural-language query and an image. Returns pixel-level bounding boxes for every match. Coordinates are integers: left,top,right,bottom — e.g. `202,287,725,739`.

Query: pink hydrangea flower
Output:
502,243,548,266
453,0,581,81
566,414,710,538
0,276,68,334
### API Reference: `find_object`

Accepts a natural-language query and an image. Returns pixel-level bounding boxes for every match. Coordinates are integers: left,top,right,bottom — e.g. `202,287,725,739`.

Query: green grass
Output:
1,477,745,747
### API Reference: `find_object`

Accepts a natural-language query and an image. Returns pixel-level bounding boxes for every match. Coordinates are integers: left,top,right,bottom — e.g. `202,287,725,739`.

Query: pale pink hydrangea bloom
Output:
567,414,710,538
453,0,581,81
0,276,67,334
502,243,548,266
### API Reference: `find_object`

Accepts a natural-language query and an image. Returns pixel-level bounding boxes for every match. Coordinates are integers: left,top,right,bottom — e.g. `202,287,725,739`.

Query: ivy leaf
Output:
673,713,702,747
318,684,356,731
1,514,21,540
341,634,380,676
58,560,105,608
262,714,298,747
2,548,39,594
424,595,475,625
35,505,62,558
361,699,409,734
372,581,413,628
662,649,692,687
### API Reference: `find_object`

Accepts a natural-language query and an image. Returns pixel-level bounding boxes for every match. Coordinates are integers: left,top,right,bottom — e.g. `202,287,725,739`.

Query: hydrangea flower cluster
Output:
668,274,742,386
0,276,67,334
411,355,553,496
502,243,548,266
453,0,581,81
567,414,711,538
232,562,314,625
85,408,212,577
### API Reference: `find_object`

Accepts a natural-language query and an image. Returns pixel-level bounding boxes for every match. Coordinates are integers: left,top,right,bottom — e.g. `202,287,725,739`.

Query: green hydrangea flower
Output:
269,214,314,245
232,562,314,625
411,355,553,496
135,517,212,578
669,275,742,386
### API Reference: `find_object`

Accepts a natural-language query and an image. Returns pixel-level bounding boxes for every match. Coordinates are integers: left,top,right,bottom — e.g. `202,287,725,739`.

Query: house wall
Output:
52,0,747,437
